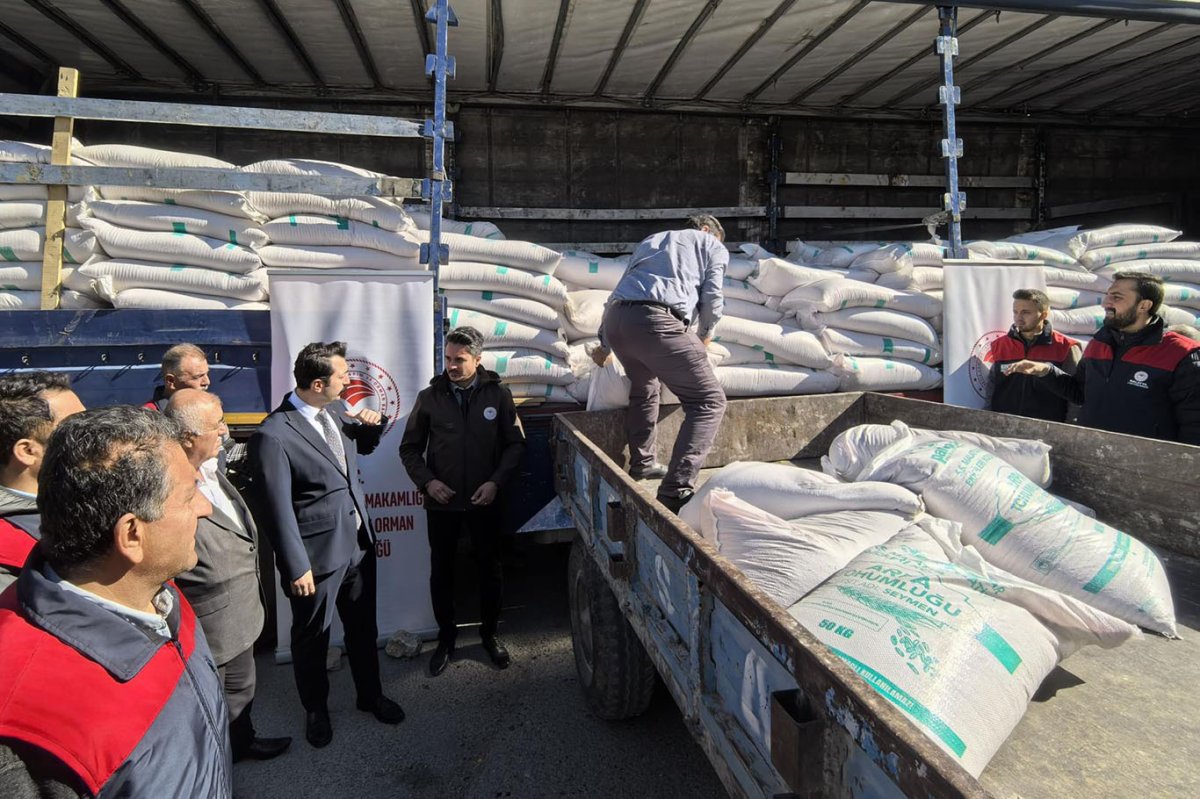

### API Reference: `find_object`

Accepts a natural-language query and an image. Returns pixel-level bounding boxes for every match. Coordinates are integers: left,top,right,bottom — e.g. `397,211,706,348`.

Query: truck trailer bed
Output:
558,392,1199,798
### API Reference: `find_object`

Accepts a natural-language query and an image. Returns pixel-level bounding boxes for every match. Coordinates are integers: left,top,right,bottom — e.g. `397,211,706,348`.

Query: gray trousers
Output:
604,302,727,498
218,645,256,750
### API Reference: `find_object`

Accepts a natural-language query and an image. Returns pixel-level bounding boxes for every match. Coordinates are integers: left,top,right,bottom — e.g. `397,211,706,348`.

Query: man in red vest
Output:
0,372,85,592
986,288,1081,422
1010,272,1200,444
0,406,230,797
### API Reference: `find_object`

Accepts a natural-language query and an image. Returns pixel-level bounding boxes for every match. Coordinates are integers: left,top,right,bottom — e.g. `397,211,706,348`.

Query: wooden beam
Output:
782,205,1030,220
1046,193,1177,219
784,172,1032,188
457,206,766,220
0,93,423,137
40,67,77,311
0,163,424,197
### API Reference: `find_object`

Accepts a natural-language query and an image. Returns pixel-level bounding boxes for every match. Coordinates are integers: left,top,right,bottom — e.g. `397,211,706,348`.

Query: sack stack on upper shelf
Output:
0,139,101,310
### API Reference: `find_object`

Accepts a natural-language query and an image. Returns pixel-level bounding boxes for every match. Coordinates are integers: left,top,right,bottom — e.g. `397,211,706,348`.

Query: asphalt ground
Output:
234,541,726,799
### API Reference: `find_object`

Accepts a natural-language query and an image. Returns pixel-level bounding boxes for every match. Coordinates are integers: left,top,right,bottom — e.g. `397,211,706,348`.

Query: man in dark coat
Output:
987,288,1081,422
400,326,526,677
247,341,404,749
1011,271,1200,443
0,371,85,592
167,389,291,763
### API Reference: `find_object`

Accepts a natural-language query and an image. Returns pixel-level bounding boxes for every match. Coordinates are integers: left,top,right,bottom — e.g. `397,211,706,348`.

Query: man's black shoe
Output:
630,462,669,480
429,642,453,677
482,637,511,669
357,695,406,724
305,710,332,748
656,489,694,515
233,735,293,763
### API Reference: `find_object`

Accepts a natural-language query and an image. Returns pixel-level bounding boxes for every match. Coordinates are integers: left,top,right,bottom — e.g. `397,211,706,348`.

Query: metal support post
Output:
423,0,458,371
936,6,965,257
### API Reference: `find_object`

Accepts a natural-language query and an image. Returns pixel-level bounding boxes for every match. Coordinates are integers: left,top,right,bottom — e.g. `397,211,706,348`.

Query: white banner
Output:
269,269,437,660
943,260,1046,409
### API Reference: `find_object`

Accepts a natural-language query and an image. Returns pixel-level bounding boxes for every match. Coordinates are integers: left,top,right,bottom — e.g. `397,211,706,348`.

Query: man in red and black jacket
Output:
1011,272,1200,444
0,372,85,592
0,406,230,797
987,288,1082,422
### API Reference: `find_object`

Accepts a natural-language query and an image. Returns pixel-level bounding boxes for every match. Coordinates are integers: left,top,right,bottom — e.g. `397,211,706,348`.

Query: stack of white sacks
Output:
0,140,103,310
73,144,270,310
675,422,1173,777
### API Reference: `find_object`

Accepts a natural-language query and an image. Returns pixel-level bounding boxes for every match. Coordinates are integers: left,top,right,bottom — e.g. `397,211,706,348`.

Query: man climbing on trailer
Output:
590,214,728,514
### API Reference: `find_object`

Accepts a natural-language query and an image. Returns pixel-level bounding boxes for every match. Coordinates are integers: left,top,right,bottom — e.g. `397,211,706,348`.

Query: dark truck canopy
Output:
1,1,1198,122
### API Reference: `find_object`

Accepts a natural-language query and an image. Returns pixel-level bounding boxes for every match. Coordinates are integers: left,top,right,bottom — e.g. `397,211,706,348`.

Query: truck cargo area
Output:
555,392,1200,798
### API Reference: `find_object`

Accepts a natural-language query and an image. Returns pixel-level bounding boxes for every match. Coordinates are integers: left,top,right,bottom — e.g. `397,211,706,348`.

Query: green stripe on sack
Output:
977,625,1022,674
335,217,350,230
543,358,552,370
63,250,78,265
497,266,509,275
0,247,18,262
449,309,460,326
494,356,508,373
875,299,886,308
922,348,932,364
831,648,967,757
494,321,508,336
978,515,1015,545
464,223,473,235
482,290,494,300
170,265,187,272
171,222,187,234
229,230,238,246
289,215,298,226
588,260,599,274
882,338,894,354
763,352,775,362
1083,532,1131,594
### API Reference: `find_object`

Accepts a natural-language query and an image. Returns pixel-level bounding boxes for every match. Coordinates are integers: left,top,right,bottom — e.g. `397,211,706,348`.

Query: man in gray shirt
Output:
592,215,729,513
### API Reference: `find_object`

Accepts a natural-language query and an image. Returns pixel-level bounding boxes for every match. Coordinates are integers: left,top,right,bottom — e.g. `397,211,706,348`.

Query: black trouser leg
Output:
427,511,462,645
337,547,382,705
288,577,336,713
466,508,504,641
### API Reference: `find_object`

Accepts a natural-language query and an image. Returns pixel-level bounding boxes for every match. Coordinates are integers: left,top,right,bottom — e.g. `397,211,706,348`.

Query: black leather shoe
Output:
630,462,669,480
482,637,511,669
429,642,453,677
656,489,694,515
357,695,406,724
305,710,332,748
233,735,293,763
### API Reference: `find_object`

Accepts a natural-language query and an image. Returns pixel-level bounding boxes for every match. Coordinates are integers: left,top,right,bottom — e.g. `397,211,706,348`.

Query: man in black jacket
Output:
986,288,1081,422
1010,272,1200,444
399,326,526,677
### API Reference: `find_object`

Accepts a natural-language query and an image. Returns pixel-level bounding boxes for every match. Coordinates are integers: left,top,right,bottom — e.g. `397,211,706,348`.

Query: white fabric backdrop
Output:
269,269,437,660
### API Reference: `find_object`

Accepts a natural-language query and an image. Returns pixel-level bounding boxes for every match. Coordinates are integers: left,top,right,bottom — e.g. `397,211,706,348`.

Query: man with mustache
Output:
1009,271,1200,444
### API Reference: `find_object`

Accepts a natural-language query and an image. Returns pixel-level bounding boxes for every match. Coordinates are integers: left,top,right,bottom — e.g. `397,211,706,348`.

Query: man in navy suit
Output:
248,341,404,749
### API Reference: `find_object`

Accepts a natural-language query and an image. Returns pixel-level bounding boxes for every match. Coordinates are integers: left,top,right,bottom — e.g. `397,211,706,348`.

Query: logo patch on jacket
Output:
1128,370,1150,389
483,406,497,421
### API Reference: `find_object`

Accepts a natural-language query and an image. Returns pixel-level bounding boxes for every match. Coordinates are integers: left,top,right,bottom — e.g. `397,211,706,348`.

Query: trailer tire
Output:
568,536,657,720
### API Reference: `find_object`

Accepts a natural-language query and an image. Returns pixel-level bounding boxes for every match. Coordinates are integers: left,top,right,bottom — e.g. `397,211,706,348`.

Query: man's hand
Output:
426,479,456,504
471,481,498,506
345,406,383,425
700,335,713,348
291,570,315,597
1006,360,1051,377
590,345,612,368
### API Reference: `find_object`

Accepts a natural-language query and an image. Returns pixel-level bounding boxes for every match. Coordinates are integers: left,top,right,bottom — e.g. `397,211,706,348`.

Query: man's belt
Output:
616,300,689,325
